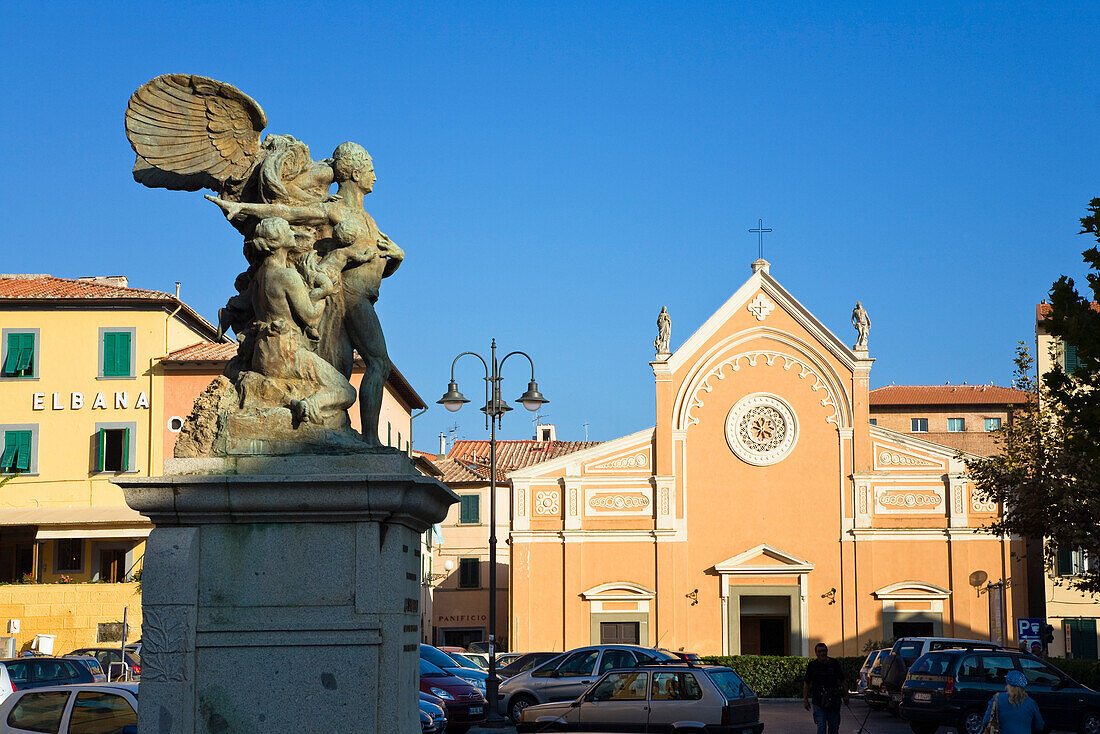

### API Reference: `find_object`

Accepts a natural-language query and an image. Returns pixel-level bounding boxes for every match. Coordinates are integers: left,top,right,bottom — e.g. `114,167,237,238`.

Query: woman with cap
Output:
980,669,1045,733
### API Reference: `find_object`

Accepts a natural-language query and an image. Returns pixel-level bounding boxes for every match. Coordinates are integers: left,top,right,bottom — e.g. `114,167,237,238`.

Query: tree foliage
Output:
966,200,1100,595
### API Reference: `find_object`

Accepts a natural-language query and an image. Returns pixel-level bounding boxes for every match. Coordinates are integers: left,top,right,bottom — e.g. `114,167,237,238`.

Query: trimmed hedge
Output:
700,655,865,698
1048,658,1100,690
698,655,1100,698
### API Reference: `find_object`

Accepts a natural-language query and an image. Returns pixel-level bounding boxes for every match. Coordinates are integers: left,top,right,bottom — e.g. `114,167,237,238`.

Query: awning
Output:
0,506,151,540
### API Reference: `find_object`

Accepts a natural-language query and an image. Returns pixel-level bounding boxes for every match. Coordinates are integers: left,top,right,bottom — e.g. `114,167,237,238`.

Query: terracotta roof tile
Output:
870,384,1031,406
441,439,602,482
0,274,175,302
165,341,239,362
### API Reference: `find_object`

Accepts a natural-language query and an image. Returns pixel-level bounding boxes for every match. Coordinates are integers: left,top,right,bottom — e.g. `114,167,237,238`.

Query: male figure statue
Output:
852,301,871,351
207,142,403,446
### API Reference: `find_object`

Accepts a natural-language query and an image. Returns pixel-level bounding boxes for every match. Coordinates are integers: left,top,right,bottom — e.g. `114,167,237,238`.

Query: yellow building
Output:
500,260,1027,656
1035,301,1100,659
0,274,224,653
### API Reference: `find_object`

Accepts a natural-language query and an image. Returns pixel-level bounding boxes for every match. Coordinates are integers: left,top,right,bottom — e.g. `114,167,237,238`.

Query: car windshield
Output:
419,658,450,677
421,646,459,670
708,669,750,699
447,652,483,670
896,641,923,663
909,653,953,676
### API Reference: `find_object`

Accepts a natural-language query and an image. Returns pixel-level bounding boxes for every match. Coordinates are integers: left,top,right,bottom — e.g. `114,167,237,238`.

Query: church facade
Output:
506,260,1027,656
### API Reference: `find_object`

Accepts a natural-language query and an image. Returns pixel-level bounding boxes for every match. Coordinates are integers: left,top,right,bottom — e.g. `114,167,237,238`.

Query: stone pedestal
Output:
117,453,456,734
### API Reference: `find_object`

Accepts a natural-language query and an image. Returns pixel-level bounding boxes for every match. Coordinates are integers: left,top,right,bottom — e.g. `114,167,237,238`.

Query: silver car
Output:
516,662,763,734
497,644,677,722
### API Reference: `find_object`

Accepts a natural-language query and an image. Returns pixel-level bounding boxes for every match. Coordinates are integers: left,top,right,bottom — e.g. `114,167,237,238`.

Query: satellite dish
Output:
969,570,988,588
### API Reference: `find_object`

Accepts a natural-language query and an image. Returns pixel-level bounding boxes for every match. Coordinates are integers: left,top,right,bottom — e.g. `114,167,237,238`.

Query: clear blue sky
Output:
2,2,1097,447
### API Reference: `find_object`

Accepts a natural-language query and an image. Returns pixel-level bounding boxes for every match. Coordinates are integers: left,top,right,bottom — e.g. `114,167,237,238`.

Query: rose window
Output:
725,394,798,465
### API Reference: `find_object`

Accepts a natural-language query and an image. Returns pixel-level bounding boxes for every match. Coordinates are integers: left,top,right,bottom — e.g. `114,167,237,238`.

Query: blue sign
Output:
1018,617,1043,641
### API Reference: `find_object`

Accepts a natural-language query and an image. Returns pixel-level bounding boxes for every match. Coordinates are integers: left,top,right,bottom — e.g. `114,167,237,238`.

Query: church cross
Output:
749,219,773,260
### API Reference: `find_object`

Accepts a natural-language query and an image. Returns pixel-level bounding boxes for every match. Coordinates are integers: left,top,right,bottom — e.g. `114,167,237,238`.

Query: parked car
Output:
856,649,888,698
421,644,487,695
419,657,487,734
68,647,142,681
63,655,107,683
662,649,703,663
0,658,95,705
516,661,763,734
450,652,488,671
496,652,524,668
498,644,679,722
420,691,448,734
498,652,561,680
899,647,1100,734
0,682,136,733
868,637,1003,713
420,691,446,730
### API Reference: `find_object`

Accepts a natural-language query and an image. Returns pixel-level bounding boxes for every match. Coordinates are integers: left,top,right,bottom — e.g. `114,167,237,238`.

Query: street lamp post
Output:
438,339,548,726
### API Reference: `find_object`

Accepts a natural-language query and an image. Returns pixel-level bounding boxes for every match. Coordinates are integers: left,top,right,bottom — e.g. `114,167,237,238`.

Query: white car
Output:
0,683,137,734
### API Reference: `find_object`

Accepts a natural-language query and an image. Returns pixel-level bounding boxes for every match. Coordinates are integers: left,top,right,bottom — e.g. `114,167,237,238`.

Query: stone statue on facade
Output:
654,306,671,355
852,301,871,351
125,74,401,454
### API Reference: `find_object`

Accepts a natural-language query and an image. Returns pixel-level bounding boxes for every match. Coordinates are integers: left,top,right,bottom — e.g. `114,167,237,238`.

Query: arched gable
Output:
672,327,853,430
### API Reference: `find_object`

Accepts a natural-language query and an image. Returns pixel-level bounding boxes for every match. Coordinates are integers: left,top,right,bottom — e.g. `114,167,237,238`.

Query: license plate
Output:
468,706,483,715
914,692,931,702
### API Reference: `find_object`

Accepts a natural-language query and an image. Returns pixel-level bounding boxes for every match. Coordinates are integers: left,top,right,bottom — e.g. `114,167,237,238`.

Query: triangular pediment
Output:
583,439,652,473
509,428,655,479
873,581,952,600
581,582,656,600
714,543,814,573
668,264,859,376
868,426,981,472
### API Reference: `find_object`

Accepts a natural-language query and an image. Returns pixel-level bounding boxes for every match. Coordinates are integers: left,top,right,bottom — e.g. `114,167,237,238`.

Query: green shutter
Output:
121,428,130,471
1057,547,1075,577
4,333,33,377
460,495,480,524
95,429,106,472
13,432,30,472
103,332,131,377
1065,345,1080,375
0,433,16,470
2,334,18,374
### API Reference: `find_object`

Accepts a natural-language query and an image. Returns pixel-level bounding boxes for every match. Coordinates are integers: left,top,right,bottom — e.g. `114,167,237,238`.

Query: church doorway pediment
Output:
714,544,814,574
580,582,656,602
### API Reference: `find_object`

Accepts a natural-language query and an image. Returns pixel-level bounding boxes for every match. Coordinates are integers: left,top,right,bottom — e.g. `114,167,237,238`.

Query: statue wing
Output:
125,74,268,192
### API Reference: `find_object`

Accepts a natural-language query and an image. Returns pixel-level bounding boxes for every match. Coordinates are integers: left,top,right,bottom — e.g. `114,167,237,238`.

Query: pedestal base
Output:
118,454,456,734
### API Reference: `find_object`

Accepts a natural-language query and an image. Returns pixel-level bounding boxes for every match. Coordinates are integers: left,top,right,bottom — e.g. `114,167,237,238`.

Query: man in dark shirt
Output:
802,642,848,734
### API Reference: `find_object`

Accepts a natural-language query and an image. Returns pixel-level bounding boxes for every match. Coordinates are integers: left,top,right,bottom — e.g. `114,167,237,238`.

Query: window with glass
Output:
652,672,703,700
599,649,637,673
589,671,648,701
1,430,32,473
55,539,84,573
984,418,1002,431
556,650,599,677
2,331,36,379
100,329,133,378
1056,547,1091,577
6,690,69,732
980,655,1016,684
911,418,928,433
957,654,981,680
459,495,480,524
458,558,480,588
707,669,750,699
69,690,137,733
868,418,877,426
947,418,965,432
1016,657,1062,687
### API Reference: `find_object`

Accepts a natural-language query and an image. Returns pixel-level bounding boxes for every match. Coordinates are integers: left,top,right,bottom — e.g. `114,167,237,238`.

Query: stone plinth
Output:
117,453,456,734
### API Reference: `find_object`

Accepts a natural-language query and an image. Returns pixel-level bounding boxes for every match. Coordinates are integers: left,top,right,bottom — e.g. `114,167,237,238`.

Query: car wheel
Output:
1081,709,1100,734
959,709,985,734
508,694,537,723
908,722,938,734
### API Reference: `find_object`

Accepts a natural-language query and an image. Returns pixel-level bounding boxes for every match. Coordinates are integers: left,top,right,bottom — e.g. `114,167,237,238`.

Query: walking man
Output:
803,642,848,734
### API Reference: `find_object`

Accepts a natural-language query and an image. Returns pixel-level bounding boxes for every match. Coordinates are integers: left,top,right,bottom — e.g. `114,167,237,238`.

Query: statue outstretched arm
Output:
205,195,328,226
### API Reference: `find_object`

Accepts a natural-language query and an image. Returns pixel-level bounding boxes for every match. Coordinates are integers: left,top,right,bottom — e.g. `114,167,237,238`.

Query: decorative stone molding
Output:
873,486,945,514
971,490,997,514
534,489,560,516
587,451,649,472
725,393,799,466
746,293,776,321
584,488,653,516
683,352,840,429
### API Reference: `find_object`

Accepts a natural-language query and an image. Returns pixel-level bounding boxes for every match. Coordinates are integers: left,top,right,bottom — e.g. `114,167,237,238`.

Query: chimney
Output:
535,424,556,442
439,432,447,456
77,275,129,288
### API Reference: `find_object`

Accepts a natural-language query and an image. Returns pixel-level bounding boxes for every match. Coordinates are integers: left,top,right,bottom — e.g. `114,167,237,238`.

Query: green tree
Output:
967,201,1100,594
